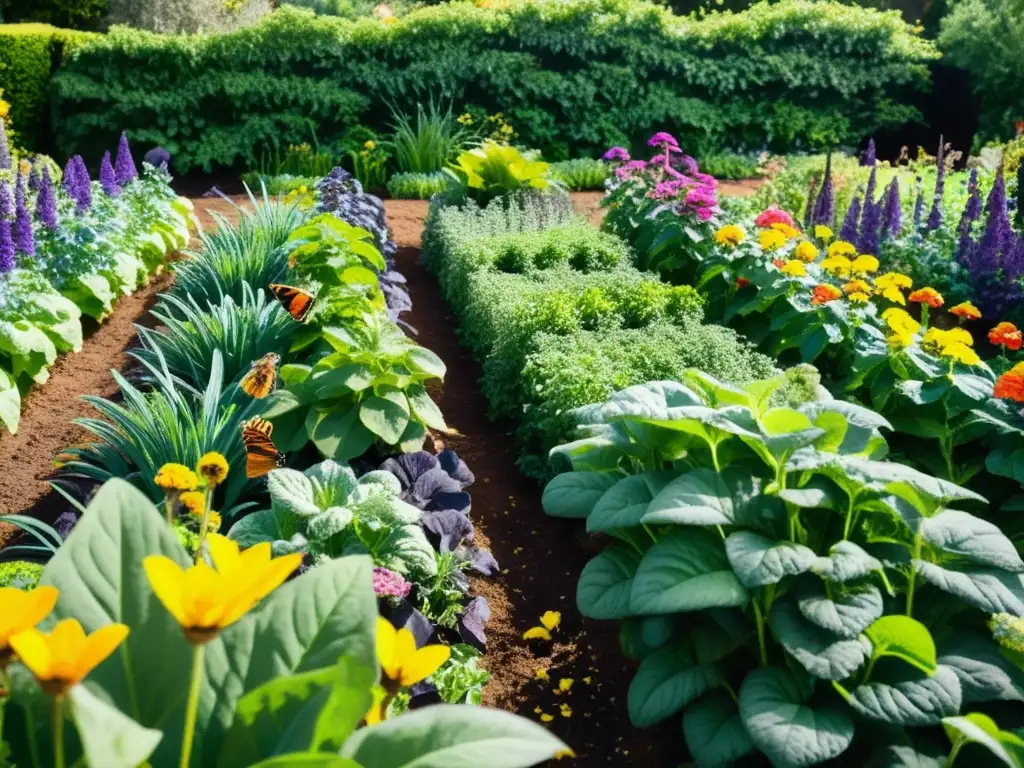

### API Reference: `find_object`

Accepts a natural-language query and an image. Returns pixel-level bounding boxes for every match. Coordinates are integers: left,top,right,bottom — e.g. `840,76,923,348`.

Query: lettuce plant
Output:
544,371,1024,766
446,142,560,205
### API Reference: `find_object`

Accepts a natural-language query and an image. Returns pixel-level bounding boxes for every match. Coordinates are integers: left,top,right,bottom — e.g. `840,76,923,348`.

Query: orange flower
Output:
908,287,944,309
811,284,842,305
772,258,785,269
990,322,1023,351
736,277,750,289
950,302,981,320
994,372,1024,402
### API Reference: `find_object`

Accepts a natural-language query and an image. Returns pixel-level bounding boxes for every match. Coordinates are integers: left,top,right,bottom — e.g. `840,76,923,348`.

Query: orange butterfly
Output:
241,417,285,478
240,353,280,399
270,284,316,322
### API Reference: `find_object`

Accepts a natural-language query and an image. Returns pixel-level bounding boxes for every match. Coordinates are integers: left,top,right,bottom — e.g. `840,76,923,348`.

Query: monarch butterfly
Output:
242,417,285,478
270,284,316,323
240,352,280,399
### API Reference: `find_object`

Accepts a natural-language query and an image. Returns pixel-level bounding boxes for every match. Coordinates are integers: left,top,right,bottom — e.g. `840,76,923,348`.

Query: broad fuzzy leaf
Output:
643,467,782,529
542,471,618,519
809,540,883,582
626,646,722,727
920,510,1024,572
797,581,883,639
769,601,871,681
725,531,816,588
683,691,755,767
846,666,962,726
913,561,1024,614
577,545,642,620
938,633,1024,704
587,470,676,533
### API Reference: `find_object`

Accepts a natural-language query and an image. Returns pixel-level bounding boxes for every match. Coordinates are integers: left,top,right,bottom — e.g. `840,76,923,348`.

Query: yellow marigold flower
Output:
10,618,128,695
1011,361,1024,376
794,241,818,262
179,490,205,518
875,272,913,290
877,285,906,305
888,329,916,349
155,463,198,492
523,610,561,641
197,452,229,488
843,279,871,295
143,534,302,644
814,225,833,242
376,617,450,687
207,511,222,533
950,301,982,320
779,260,805,277
882,307,921,335
827,240,856,259
714,224,744,248
820,255,852,278
848,291,870,304
364,140,376,150
770,222,801,240
943,342,981,366
851,254,880,275
0,586,59,665
758,229,787,252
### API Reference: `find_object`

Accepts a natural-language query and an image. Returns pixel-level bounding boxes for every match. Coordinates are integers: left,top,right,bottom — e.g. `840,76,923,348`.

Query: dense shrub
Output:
0,0,107,30
45,0,935,172
0,24,96,151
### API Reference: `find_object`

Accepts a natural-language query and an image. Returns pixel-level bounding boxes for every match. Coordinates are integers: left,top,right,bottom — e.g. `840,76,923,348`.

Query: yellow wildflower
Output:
535,668,550,681
557,678,574,693
155,463,199,492
770,222,801,240
0,586,59,666
814,225,833,242
820,255,852,278
11,619,129,696
827,240,857,259
541,713,554,722
375,617,450,687
364,140,376,150
207,511,222,533
560,704,573,718
942,342,981,366
843,279,871,295
781,260,806,277
714,224,745,248
758,229,787,252
848,292,870,304
457,113,474,126
851,254,880,275
196,452,229,488
179,490,205,518
794,241,818,262
882,307,921,335
875,272,913,290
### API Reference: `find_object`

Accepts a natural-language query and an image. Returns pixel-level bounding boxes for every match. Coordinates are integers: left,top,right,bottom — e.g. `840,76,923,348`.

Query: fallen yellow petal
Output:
540,610,562,631
523,627,552,641
541,713,554,723
558,678,574,693
535,668,550,681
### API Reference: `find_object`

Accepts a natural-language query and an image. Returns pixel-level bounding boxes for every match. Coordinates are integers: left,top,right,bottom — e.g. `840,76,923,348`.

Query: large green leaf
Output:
359,390,411,445
739,666,854,766
626,646,722,727
542,471,618,519
309,404,376,461
809,540,883,583
943,713,1024,768
913,561,1024,614
797,582,883,639
769,601,871,681
630,529,748,615
725,532,816,588
338,705,570,767
937,634,1024,704
68,684,162,768
919,510,1024,571
0,366,20,434
683,691,755,767
587,471,677,533
864,616,938,675
576,546,642,620
845,665,962,725
643,467,781,529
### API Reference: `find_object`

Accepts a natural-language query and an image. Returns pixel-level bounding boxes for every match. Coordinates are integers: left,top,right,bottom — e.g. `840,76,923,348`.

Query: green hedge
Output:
36,0,936,172
422,193,777,479
0,23,96,151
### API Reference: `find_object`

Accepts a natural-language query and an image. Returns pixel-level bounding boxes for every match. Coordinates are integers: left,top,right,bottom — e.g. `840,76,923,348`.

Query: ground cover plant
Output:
0,125,191,434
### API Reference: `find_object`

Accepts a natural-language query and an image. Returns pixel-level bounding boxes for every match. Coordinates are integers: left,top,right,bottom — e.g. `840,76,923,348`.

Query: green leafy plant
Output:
446,141,559,204
549,158,610,191
543,371,1024,766
386,171,450,200
388,101,471,174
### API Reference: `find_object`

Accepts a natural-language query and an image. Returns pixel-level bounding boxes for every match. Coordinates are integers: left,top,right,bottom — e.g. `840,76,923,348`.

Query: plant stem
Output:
948,740,963,766
710,441,721,473
842,494,856,540
165,496,174,525
52,694,65,768
721,681,739,704
752,599,768,666
940,436,956,483
180,644,205,768
196,488,213,563
905,533,923,617
642,524,658,544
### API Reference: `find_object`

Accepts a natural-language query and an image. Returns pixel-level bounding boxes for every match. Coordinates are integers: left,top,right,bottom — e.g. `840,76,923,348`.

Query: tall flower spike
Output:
927,135,945,231
862,137,876,167
803,175,817,229
812,149,835,227
860,164,878,229
839,195,861,245
73,155,92,213
1016,163,1024,232
99,151,120,197
35,166,58,230
0,218,14,273
115,132,138,185
858,193,881,255
912,175,925,231
28,165,40,192
880,178,901,241
0,120,10,171
956,168,982,263
12,172,34,257
0,180,11,219
62,156,79,199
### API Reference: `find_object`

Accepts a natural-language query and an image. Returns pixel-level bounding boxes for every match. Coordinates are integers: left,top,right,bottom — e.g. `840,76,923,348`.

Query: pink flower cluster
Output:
373,566,412,598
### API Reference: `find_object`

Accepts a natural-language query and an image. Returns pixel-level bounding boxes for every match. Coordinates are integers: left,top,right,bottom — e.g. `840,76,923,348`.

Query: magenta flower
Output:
648,132,679,149
694,172,717,188
686,186,717,208
372,567,412,598
755,206,795,228
696,207,714,221
602,146,630,162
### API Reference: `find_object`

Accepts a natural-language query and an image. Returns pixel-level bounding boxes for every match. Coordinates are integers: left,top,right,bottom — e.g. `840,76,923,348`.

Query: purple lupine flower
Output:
35,167,58,230
372,567,412,598
812,151,835,227
956,169,982,262
114,131,138,185
804,176,817,229
12,173,34,256
879,179,901,241
602,146,629,162
28,165,40,192
862,138,876,167
62,156,80,199
99,151,120,197
839,195,861,244
0,180,11,220
926,136,945,231
54,510,80,540
0,215,13,272
0,121,10,171
858,191,881,255
912,176,925,230
977,171,1012,263
73,155,92,213
860,165,878,229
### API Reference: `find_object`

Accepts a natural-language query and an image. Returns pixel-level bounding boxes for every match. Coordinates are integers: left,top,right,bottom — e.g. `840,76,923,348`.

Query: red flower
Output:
773,258,785,269
994,372,1024,402
736,277,750,289
989,321,1023,351
811,284,842,305
755,206,795,229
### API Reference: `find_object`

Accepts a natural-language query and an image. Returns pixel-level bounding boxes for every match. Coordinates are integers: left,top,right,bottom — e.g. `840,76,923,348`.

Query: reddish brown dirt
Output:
387,205,678,765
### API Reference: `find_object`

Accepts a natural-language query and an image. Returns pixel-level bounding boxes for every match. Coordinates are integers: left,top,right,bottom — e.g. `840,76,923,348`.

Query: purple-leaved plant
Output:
839,195,861,244
12,173,34,256
812,150,835,228
862,138,876,167
99,151,120,197
73,155,92,213
927,136,945,231
0,120,10,171
115,132,138,185
35,166,58,230
880,179,901,241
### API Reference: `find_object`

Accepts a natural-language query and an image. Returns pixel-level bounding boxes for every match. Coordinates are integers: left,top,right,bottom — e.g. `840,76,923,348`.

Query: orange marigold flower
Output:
773,258,786,269
736,277,750,289
811,284,842,305
994,372,1024,402
908,287,944,309
990,322,1023,351
843,279,871,295
950,301,981,320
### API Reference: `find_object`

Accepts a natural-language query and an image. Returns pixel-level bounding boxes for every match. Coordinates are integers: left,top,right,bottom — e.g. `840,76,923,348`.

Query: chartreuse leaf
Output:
683,691,755,766
797,581,883,639
543,471,618,519
725,531,816,588
769,601,871,681
864,615,938,675
869,744,947,768
739,666,854,766
587,471,677,533
577,546,642,620
626,646,722,727
844,666,962,726
338,704,571,767
630,529,748,615
943,713,1024,767
67,684,162,768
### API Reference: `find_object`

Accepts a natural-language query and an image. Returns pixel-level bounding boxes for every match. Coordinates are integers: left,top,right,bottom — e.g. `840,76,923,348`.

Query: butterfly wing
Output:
239,353,279,399
242,417,284,478
270,284,316,322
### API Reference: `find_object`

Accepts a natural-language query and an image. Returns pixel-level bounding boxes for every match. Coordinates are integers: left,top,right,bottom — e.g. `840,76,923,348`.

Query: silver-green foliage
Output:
543,371,1024,766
